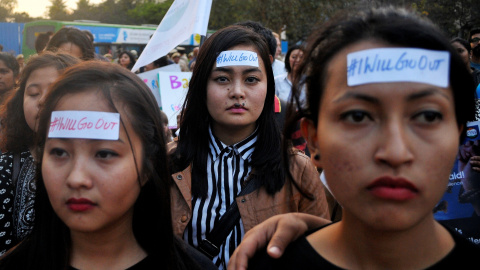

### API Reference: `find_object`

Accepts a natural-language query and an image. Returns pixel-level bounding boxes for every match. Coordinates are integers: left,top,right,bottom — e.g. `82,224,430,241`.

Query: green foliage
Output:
48,0,69,20
209,0,356,45
71,0,95,21
128,0,174,25
0,0,16,21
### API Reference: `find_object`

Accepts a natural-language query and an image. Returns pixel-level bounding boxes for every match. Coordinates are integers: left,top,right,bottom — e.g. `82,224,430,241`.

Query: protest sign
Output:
158,72,192,128
434,121,480,245
137,64,181,108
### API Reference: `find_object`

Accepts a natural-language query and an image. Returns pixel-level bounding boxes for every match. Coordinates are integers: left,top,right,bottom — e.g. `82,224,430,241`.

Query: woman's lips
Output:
227,104,247,113
367,176,419,201
66,198,96,212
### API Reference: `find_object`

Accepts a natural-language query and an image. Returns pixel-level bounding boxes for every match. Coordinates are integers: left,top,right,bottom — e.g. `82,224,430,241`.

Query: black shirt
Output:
249,223,480,269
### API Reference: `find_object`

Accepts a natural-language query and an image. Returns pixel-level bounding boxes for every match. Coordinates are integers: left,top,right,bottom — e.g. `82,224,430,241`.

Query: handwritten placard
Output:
48,111,120,140
347,48,450,87
159,71,192,128
216,50,259,67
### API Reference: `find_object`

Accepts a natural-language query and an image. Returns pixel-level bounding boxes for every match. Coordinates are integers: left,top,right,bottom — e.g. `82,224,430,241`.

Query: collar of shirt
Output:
208,126,258,162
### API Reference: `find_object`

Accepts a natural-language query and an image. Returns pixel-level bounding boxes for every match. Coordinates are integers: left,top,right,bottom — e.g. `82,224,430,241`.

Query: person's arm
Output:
227,213,330,270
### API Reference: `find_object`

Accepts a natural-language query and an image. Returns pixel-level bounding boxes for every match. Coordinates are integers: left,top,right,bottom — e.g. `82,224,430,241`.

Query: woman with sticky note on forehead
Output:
0,61,216,270
228,7,480,270
169,25,330,269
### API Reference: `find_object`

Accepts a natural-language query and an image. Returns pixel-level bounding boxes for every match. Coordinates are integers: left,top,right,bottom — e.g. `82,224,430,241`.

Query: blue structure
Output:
0,22,25,56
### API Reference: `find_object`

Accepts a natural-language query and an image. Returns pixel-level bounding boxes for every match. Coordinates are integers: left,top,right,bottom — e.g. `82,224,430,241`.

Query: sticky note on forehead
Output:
347,48,450,87
48,111,120,140
216,50,259,67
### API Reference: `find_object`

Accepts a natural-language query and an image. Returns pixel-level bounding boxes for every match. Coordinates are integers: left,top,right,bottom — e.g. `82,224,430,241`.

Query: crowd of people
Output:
0,5,479,270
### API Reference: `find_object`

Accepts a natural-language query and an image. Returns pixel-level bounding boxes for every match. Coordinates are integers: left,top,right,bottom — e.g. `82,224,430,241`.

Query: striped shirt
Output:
184,127,258,269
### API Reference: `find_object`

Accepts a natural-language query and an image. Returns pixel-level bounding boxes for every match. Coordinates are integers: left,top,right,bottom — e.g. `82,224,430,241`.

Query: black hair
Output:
82,30,94,42
0,52,80,153
285,7,475,145
118,50,136,70
0,61,201,270
45,27,95,61
171,25,285,198
34,32,53,53
284,44,303,73
470,28,480,39
152,56,169,68
451,37,471,53
0,52,20,78
235,21,277,58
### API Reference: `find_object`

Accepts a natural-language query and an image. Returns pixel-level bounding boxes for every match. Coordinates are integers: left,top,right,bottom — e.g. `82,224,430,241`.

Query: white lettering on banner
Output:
48,111,120,140
347,48,450,87
216,50,259,67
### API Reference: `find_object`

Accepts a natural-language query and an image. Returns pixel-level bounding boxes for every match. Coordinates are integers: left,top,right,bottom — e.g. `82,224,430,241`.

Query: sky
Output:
14,0,104,18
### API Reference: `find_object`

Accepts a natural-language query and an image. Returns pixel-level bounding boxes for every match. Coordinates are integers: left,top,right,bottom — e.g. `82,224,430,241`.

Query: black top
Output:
249,222,480,270
67,243,217,270
68,256,155,270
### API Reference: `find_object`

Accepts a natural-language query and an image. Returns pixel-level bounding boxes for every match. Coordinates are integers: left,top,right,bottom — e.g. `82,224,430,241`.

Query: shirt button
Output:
181,215,188,222
176,175,183,180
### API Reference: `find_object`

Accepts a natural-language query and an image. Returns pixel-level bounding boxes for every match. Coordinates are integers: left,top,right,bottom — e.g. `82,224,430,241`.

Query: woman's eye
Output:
414,111,443,123
214,76,228,83
340,110,372,123
245,76,259,83
49,148,67,158
96,150,118,159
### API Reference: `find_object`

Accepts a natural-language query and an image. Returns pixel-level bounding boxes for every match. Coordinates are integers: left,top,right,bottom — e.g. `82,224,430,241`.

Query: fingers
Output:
227,213,331,270
228,218,277,270
470,156,480,172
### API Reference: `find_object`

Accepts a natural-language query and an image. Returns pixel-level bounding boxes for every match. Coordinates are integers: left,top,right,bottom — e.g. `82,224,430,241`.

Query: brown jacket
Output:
169,147,330,237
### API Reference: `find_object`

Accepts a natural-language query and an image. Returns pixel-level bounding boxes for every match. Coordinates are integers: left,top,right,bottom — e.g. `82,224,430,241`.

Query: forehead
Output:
325,40,452,95
55,89,112,112
472,33,480,38
0,60,11,70
213,44,265,71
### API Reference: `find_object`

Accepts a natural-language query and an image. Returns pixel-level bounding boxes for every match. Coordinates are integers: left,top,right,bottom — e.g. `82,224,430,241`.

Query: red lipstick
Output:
367,176,418,201
66,198,96,212
227,103,247,113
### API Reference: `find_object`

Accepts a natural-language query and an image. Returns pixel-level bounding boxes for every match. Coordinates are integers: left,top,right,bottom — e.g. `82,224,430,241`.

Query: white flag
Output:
131,0,212,72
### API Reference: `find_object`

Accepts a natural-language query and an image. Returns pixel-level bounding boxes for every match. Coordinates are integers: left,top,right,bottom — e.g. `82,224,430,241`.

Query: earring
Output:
314,154,320,160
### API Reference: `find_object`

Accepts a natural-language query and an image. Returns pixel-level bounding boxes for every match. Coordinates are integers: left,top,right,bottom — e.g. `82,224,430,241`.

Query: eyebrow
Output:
212,67,262,75
334,87,450,104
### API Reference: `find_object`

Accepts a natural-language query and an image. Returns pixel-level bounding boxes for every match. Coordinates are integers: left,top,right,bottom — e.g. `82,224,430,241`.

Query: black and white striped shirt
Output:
184,127,258,269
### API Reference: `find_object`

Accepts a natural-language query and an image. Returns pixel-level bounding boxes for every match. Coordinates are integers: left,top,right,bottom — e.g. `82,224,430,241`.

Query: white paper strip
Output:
48,111,120,140
216,50,259,67
347,48,450,88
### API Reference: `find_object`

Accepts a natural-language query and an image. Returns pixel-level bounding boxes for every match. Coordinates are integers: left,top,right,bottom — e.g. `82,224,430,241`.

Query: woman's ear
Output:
300,117,322,168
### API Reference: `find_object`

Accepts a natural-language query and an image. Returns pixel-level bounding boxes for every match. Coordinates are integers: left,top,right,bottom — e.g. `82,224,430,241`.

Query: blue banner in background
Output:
434,121,480,245
75,26,119,43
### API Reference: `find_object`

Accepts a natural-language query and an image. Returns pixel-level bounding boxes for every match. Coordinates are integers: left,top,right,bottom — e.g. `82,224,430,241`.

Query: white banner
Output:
158,72,192,128
132,0,213,72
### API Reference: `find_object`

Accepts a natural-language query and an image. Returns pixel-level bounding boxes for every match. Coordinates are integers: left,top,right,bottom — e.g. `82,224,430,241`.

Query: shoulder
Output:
249,228,335,270
274,73,288,83
287,148,318,181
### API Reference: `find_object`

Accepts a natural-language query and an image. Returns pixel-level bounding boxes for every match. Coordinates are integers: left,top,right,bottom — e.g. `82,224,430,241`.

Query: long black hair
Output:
171,25,285,198
284,7,475,145
0,52,80,152
0,61,200,270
